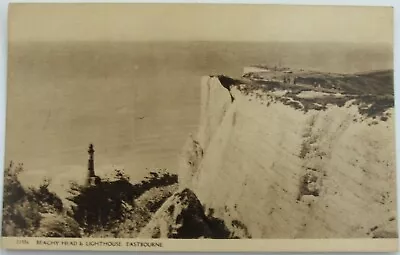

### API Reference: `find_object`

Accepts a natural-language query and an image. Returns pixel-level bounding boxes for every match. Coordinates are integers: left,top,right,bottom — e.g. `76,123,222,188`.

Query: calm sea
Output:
5,41,392,197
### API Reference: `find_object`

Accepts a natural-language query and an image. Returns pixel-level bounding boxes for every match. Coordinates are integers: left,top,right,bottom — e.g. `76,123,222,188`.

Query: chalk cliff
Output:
175,69,397,239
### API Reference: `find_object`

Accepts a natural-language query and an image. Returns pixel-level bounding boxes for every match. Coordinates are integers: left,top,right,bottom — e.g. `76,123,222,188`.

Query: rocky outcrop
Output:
138,188,234,239
178,72,397,239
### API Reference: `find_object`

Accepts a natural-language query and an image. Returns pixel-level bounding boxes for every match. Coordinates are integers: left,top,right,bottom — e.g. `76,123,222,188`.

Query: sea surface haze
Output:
5,41,392,197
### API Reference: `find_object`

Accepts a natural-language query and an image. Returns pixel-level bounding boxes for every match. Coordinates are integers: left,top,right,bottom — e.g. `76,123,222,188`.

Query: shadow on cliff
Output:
67,169,178,236
138,188,250,239
2,161,248,239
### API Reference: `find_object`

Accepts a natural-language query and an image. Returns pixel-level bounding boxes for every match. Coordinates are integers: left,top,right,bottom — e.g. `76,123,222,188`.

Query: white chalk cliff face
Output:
178,72,397,239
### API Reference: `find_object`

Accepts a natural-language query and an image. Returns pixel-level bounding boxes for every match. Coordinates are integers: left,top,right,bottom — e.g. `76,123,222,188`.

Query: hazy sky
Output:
9,3,393,44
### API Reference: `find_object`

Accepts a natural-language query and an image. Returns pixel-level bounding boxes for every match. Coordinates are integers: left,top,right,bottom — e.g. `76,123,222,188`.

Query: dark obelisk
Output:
87,144,95,184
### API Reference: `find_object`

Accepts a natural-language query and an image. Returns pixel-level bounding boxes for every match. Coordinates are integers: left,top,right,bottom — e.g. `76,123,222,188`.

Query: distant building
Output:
87,144,100,186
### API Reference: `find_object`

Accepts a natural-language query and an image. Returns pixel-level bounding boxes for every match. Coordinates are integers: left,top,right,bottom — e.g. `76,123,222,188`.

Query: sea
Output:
4,41,392,198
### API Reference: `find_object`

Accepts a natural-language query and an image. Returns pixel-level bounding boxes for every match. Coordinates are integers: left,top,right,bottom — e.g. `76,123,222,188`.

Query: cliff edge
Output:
178,68,397,238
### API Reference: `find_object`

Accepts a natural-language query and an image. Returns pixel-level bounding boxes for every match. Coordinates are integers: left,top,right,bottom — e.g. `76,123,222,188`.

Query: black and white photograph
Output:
1,3,398,252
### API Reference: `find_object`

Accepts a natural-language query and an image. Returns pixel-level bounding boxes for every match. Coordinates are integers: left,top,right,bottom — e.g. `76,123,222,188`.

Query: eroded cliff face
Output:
178,75,397,238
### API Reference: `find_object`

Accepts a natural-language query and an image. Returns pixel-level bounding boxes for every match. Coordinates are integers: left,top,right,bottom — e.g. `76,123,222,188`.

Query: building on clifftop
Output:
87,143,100,186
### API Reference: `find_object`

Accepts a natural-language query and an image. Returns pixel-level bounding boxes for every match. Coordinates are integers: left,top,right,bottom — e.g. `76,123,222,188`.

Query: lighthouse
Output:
88,144,95,177
87,143,99,186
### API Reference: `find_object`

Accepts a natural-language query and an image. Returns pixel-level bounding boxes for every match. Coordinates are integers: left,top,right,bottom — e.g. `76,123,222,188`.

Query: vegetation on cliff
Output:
2,161,80,237
2,162,178,238
237,69,394,117
67,169,178,237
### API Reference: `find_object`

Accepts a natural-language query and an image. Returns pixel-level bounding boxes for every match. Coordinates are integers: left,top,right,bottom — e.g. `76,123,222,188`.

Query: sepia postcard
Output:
1,3,398,252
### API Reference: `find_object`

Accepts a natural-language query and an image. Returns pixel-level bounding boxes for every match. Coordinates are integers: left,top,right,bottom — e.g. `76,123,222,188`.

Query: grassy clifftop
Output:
218,68,394,118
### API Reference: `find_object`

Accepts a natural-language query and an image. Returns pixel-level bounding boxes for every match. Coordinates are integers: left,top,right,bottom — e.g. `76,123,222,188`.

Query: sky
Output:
8,3,393,44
